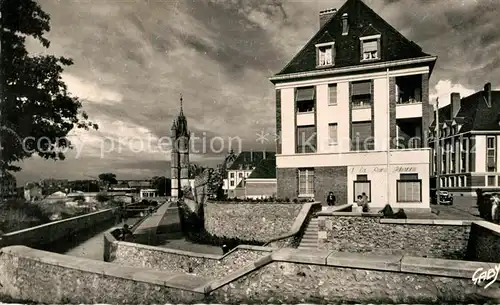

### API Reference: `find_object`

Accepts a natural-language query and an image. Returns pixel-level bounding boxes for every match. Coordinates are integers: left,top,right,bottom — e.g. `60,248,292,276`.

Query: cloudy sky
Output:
14,0,500,184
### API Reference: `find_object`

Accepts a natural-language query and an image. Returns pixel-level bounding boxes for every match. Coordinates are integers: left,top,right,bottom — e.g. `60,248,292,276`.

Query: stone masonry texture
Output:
209,261,499,303
112,244,269,279
465,222,500,262
317,216,470,259
277,168,298,199
314,166,348,205
203,203,302,241
0,252,205,303
389,77,397,149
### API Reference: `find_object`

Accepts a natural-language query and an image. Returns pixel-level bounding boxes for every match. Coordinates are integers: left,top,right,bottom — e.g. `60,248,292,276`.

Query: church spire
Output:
179,93,184,116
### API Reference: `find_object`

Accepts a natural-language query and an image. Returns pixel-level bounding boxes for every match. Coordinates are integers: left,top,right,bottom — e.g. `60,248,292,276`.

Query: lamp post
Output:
434,98,441,206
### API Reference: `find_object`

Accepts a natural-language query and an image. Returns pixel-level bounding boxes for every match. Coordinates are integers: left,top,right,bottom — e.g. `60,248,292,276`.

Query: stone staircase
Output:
297,217,319,250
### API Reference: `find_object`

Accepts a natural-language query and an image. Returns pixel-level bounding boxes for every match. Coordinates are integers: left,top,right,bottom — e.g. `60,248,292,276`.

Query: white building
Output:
270,0,436,211
223,151,275,198
429,83,500,196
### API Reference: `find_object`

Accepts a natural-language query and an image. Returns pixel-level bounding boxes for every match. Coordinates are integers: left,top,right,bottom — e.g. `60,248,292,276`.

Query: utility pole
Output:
435,98,441,205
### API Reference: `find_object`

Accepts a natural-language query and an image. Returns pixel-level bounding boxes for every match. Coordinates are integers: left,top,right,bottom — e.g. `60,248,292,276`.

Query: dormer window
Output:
316,42,335,67
360,34,381,61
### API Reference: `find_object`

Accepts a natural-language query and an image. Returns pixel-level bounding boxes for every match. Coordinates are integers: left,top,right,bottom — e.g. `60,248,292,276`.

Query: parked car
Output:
430,190,453,205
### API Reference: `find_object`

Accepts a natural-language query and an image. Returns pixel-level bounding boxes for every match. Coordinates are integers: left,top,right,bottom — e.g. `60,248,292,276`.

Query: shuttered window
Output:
296,87,316,113
361,39,379,60
487,136,496,172
351,81,372,108
328,84,337,105
351,121,374,151
297,126,316,153
328,123,338,145
397,173,421,202
298,168,314,196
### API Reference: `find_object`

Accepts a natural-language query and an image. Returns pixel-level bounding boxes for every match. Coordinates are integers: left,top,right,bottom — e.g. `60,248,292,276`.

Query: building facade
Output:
223,151,275,198
270,0,436,211
170,97,191,199
429,83,500,196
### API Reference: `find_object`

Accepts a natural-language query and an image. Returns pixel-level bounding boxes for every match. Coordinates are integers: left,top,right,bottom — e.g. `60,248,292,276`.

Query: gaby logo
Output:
472,264,500,289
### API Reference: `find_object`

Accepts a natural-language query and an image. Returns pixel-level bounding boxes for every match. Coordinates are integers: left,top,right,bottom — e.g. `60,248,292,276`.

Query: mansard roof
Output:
275,0,431,77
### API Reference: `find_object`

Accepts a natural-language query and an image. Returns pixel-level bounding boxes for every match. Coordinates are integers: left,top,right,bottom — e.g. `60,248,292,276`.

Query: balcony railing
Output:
396,98,421,105
352,101,371,109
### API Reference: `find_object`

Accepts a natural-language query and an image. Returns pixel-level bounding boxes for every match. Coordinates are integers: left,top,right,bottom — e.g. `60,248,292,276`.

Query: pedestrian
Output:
361,192,370,212
326,192,336,206
355,195,364,212
120,224,133,241
491,194,500,224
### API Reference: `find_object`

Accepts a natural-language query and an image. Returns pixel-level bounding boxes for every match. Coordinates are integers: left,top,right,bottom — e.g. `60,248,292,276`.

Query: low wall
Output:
3,246,499,303
106,237,272,279
203,202,303,242
316,213,471,259
209,248,500,303
466,221,500,262
0,208,117,249
0,246,207,303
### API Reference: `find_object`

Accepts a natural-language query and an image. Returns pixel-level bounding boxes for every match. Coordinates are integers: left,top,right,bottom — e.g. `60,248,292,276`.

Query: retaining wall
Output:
0,208,117,249
1,246,499,303
316,212,471,259
203,202,303,241
466,220,500,262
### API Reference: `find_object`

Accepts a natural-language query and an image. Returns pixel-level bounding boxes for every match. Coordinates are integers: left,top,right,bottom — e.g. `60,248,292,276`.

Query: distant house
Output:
428,83,500,195
109,183,135,192
223,151,275,198
241,158,277,199
0,172,17,199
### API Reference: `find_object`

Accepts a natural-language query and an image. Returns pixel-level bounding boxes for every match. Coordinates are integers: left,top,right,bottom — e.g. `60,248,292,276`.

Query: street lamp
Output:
433,98,441,206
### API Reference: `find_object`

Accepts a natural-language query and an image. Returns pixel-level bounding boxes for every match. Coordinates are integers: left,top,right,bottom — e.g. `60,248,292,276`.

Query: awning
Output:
296,87,315,101
352,81,371,96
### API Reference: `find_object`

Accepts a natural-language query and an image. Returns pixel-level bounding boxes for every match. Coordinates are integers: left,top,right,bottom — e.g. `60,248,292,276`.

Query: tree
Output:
0,0,98,173
151,176,171,196
98,173,117,186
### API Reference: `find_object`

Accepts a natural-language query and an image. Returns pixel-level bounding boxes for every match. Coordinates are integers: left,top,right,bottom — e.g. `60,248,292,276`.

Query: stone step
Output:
299,242,318,247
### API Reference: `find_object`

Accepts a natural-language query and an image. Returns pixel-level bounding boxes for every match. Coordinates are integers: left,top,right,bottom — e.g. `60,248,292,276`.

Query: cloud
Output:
63,74,123,105
13,0,500,185
430,80,476,107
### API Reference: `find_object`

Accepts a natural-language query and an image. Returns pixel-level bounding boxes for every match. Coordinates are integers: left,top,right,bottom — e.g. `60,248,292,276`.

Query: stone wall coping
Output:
472,220,500,237
0,245,209,293
400,256,496,278
321,212,382,217
316,203,353,216
263,201,322,246
113,238,273,260
380,219,473,226
206,201,305,205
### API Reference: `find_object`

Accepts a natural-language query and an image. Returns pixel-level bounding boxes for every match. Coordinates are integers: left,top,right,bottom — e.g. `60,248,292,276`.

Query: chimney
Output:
341,13,349,35
263,150,266,159
450,92,461,119
319,8,337,28
250,150,253,162
485,82,492,108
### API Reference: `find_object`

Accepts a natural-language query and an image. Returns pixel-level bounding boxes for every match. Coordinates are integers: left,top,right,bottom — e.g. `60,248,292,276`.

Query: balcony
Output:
395,75,422,119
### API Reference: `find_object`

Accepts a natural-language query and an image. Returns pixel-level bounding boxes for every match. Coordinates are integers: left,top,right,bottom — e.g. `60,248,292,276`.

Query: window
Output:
360,35,380,61
230,181,235,187
461,138,468,172
488,175,496,186
353,175,371,202
296,125,316,153
328,123,338,145
351,121,374,151
351,81,372,108
298,169,314,197
316,42,335,67
296,87,315,113
397,173,422,202
230,173,235,178
487,136,496,172
328,84,337,105
238,173,243,178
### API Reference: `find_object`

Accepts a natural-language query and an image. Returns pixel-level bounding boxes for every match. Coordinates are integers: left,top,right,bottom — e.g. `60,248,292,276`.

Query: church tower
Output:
170,96,191,199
